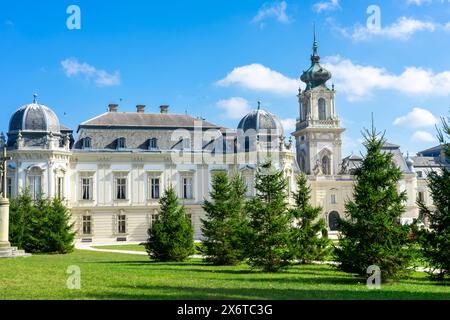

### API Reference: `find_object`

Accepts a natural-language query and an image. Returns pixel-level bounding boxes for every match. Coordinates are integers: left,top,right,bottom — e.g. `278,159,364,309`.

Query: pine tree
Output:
290,173,331,264
246,160,293,272
9,192,75,254
145,187,194,262
417,114,450,280
335,127,413,281
201,172,247,265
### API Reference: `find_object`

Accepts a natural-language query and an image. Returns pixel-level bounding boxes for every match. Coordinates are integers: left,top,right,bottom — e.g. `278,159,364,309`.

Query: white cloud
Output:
313,0,340,13
393,108,438,128
322,55,450,101
280,118,296,132
216,97,252,120
340,17,436,41
412,131,436,142
216,64,299,96
445,22,450,31
406,0,432,5
61,58,120,87
252,1,290,27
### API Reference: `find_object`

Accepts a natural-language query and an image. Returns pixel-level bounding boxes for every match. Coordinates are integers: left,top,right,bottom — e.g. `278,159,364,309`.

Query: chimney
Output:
160,105,169,114
108,104,118,112
136,104,145,113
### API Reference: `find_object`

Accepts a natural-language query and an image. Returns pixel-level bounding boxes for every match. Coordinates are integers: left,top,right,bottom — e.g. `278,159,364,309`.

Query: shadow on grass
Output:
83,284,450,300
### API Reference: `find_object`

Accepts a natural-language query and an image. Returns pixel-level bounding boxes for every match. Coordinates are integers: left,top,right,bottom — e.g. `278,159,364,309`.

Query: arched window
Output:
322,155,331,175
318,98,327,121
83,137,92,149
27,167,43,200
328,211,340,231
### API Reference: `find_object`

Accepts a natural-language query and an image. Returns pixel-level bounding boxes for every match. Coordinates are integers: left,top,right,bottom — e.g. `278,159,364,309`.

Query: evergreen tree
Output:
335,127,413,281
201,172,247,265
290,173,331,264
246,160,292,272
145,187,194,262
417,114,450,280
9,192,75,254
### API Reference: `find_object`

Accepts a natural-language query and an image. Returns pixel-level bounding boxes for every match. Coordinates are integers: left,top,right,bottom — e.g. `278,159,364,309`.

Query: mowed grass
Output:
92,243,205,255
0,250,449,300
92,244,146,252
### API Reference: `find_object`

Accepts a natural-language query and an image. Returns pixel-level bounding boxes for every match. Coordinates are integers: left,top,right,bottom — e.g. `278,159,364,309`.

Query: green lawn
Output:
0,250,449,300
92,243,205,255
92,244,146,252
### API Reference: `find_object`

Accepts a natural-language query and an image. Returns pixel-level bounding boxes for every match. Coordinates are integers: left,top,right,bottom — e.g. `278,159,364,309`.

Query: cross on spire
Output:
33,93,38,104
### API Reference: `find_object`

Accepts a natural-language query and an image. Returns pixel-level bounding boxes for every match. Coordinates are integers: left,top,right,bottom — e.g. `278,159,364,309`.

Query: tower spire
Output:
313,22,318,57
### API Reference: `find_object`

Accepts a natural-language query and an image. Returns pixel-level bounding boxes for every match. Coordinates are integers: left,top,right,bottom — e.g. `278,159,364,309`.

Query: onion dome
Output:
300,31,332,90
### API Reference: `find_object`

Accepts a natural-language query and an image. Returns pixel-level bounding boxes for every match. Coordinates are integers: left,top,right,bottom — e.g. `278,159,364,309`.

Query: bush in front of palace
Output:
9,192,75,254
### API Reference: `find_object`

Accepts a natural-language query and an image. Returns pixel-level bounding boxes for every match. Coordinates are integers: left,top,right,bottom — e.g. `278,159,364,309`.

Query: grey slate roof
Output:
411,156,442,168
418,145,444,157
78,112,220,131
237,108,284,135
9,103,61,133
381,142,411,173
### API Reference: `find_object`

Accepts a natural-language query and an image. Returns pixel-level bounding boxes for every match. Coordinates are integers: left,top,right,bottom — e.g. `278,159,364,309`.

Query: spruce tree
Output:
290,173,331,264
246,160,292,272
417,115,450,280
145,187,194,262
9,192,75,254
335,127,413,281
201,172,247,265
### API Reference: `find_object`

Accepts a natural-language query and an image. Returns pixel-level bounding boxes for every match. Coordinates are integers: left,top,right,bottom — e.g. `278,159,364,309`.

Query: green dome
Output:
300,35,332,89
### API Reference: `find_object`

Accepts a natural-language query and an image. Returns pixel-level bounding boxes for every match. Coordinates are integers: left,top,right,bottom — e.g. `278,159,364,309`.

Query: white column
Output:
0,198,10,247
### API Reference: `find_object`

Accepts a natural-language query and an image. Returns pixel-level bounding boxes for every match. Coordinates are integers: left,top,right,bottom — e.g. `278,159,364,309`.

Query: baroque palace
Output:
1,38,447,243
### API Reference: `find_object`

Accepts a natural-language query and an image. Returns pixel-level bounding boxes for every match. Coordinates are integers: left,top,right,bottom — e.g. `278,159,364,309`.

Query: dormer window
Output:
83,137,92,149
117,137,126,150
149,138,158,150
180,137,190,150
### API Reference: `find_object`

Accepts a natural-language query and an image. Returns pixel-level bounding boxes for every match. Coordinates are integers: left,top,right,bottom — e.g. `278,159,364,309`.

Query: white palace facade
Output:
2,38,447,243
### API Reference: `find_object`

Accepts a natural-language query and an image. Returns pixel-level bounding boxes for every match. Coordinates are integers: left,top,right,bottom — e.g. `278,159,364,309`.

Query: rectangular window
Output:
149,178,160,200
81,178,92,200
149,138,158,150
117,138,126,149
331,194,337,204
182,177,193,199
6,177,12,198
418,191,425,203
116,178,127,200
82,216,92,235
28,176,42,200
56,177,64,199
117,215,126,234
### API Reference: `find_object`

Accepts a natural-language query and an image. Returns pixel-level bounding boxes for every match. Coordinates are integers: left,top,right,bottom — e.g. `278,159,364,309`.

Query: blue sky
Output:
1,0,449,156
